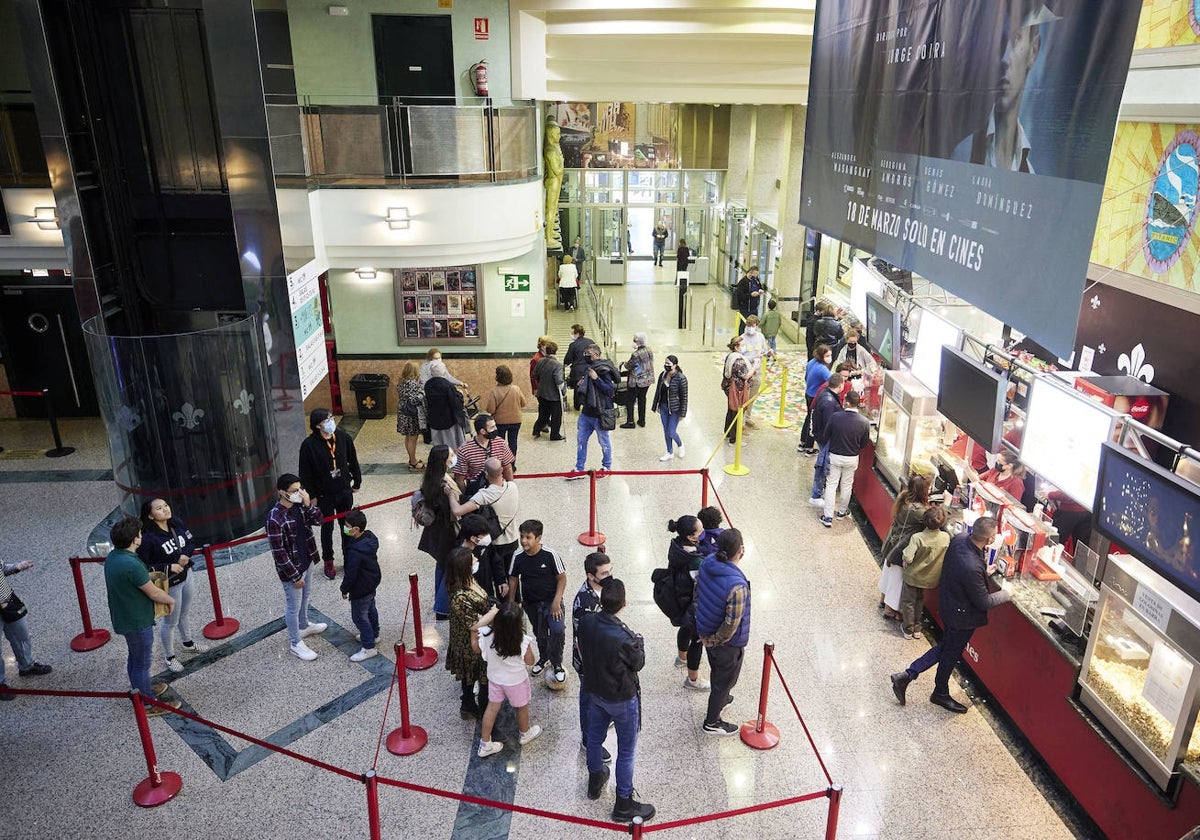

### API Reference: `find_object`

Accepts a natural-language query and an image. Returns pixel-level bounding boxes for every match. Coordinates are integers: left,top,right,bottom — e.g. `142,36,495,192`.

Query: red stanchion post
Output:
577,470,606,547
825,784,843,840
129,691,183,807
631,816,645,838
700,468,709,508
365,769,382,840
386,643,429,756
404,573,438,670
201,545,240,640
741,640,781,750
69,557,111,652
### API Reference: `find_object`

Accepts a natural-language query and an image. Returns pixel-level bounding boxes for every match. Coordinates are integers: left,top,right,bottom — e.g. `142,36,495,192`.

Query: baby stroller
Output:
456,391,483,440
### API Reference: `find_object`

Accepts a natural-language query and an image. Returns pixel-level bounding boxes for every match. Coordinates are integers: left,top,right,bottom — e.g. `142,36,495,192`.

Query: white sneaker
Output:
683,676,711,691
672,654,687,669
299,622,327,638
659,452,674,462
180,640,206,654
350,647,378,662
165,656,184,674
477,740,503,758
519,724,542,746
808,497,825,508
290,641,318,661
676,446,685,458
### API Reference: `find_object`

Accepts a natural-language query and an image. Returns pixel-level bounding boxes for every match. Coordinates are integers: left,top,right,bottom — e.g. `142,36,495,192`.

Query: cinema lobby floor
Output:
0,285,1085,839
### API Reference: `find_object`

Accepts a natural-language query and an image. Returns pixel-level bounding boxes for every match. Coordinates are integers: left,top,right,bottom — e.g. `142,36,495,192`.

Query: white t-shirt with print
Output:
479,629,534,686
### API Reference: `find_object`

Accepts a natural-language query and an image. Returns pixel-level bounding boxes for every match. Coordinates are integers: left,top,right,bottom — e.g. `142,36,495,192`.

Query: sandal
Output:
407,461,425,471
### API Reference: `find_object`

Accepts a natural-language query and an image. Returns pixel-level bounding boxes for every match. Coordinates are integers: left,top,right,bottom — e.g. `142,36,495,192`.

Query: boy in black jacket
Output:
340,509,381,662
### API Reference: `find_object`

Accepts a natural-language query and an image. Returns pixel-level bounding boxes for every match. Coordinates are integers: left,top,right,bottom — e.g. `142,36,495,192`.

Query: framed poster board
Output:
393,265,485,346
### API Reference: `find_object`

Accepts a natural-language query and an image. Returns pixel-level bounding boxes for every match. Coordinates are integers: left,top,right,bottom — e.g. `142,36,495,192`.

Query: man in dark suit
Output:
889,516,1010,713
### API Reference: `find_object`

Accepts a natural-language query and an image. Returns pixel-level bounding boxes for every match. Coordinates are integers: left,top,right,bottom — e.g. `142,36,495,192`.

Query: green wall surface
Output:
286,0,511,103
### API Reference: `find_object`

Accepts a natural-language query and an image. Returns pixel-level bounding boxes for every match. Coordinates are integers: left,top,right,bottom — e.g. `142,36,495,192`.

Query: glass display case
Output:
874,370,943,491
1078,553,1200,790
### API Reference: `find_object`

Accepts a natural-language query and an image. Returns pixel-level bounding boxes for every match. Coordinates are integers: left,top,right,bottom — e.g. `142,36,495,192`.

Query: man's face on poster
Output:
998,25,1040,115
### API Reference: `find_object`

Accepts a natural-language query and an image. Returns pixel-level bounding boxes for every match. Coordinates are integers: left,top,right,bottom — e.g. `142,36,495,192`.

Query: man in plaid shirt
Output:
266,473,328,661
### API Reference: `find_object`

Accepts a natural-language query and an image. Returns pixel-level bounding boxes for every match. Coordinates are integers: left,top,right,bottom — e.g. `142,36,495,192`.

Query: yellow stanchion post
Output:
771,366,792,429
724,407,750,476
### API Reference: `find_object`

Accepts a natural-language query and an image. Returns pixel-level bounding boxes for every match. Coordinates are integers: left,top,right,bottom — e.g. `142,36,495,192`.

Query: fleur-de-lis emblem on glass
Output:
362,396,377,410
234,390,254,415
1117,343,1155,383
116,404,143,431
172,402,205,430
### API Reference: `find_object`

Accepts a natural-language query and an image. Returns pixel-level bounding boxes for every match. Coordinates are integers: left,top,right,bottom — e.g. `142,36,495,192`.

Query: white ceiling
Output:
510,0,817,104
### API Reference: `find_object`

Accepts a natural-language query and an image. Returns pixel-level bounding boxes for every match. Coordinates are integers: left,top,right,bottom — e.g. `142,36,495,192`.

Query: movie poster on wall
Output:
1135,0,1200,50
393,265,484,346
799,0,1140,359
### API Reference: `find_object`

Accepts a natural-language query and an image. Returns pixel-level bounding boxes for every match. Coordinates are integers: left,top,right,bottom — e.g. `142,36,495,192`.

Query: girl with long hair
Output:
472,601,540,757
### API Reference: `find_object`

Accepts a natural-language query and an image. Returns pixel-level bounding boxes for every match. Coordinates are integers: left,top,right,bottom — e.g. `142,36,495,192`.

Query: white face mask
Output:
477,534,493,547
447,454,458,470
471,560,480,575
287,491,303,504
745,327,757,336
320,418,336,435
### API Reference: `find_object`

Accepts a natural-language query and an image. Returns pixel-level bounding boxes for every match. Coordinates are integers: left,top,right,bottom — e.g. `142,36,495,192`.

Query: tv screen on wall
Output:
936,345,1005,453
864,291,899,370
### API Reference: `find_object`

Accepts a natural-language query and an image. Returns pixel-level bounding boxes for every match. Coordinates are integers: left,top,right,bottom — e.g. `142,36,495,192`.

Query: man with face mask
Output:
266,473,327,660
570,344,620,479
298,408,362,581
452,414,516,495
339,509,381,662
448,457,520,599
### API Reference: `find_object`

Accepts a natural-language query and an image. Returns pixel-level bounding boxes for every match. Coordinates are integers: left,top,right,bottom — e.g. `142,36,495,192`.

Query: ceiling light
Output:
386,207,410,230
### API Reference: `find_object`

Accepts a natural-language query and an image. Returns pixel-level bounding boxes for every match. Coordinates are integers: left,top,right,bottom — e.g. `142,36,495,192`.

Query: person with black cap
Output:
298,408,362,580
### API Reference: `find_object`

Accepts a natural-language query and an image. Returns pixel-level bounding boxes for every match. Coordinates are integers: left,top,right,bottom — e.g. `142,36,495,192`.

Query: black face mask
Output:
486,429,502,439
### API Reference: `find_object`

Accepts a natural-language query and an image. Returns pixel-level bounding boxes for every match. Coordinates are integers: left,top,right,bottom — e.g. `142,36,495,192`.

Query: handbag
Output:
148,571,172,619
0,591,27,622
399,395,420,416
411,489,436,527
599,406,618,431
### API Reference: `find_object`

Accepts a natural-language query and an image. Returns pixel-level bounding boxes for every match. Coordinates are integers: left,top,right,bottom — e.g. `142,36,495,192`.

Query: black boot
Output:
460,682,479,720
612,793,655,823
587,766,610,800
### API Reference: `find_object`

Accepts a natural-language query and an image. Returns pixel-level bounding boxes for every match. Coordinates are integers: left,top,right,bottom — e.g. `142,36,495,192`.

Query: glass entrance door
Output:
594,207,626,285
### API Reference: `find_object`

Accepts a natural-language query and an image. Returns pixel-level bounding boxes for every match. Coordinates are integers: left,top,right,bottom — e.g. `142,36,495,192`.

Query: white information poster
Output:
908,308,961,395
1020,380,1114,507
286,261,328,400
1142,640,1193,725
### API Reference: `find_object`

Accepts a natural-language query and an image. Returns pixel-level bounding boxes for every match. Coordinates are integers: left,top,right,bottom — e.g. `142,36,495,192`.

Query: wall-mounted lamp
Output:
28,207,60,231
386,207,410,230
355,266,378,280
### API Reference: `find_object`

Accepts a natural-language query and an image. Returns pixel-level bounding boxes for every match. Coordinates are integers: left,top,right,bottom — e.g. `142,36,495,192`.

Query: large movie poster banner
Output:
799,0,1139,358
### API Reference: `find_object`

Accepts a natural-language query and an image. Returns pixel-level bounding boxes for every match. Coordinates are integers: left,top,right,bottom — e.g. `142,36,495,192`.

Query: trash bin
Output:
348,373,390,419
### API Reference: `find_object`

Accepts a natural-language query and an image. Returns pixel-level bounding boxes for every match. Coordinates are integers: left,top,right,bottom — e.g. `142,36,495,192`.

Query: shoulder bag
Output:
0,591,27,622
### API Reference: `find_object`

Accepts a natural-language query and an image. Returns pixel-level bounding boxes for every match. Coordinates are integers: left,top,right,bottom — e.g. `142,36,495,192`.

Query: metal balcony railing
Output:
265,95,539,187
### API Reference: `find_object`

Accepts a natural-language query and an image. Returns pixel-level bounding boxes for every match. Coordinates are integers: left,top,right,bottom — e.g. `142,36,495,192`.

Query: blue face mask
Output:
320,418,336,435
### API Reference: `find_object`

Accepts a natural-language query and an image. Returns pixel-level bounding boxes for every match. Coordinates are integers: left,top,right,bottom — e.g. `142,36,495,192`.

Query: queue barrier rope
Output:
0,387,75,457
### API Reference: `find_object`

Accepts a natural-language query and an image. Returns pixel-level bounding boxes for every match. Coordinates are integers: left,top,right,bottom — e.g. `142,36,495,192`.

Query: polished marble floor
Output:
0,282,1085,839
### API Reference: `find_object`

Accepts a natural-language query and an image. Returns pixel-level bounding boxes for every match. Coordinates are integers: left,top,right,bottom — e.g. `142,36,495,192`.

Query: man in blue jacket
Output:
889,516,1010,713
570,344,619,479
694,528,749,736
807,372,844,506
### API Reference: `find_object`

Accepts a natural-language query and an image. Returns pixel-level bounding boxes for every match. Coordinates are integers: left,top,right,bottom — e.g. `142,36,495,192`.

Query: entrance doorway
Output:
0,284,98,417
373,14,454,173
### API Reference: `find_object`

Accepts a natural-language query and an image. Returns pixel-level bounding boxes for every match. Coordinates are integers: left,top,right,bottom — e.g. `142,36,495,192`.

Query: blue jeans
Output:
433,561,449,615
578,685,596,742
526,600,565,669
350,595,380,649
652,240,665,264
586,694,640,797
281,565,314,645
906,626,975,696
123,625,155,697
575,412,612,471
767,336,777,353
810,441,831,499
0,614,34,683
659,406,682,453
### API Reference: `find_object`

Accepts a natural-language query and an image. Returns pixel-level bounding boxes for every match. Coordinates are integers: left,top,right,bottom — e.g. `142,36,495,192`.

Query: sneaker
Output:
151,681,170,698
552,668,567,684
434,612,450,621
165,657,184,674
530,662,546,677
145,698,182,717
565,471,587,481
290,641,318,661
18,662,52,677
675,446,685,458
801,448,817,457
808,497,825,508
595,468,610,479
477,740,503,758
180,640,206,654
659,452,674,462
819,516,833,528
299,622,327,638
835,510,851,519
672,654,687,669
549,435,567,441
702,719,739,735
350,647,378,662
683,676,711,691
580,741,613,762
0,684,14,701
723,694,735,709
323,560,336,580
518,724,542,746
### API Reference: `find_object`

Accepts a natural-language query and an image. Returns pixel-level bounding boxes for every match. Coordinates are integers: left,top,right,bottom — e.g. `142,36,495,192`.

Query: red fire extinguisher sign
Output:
474,18,489,40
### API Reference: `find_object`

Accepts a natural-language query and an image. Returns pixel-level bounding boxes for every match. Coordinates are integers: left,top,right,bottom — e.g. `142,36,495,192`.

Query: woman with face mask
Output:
137,498,204,674
798,344,834,455
666,515,710,692
651,355,688,461
444,545,491,720
739,316,771,427
417,445,459,619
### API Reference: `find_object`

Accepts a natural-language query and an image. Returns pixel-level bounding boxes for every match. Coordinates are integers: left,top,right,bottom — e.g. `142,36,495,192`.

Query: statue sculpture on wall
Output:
543,118,564,253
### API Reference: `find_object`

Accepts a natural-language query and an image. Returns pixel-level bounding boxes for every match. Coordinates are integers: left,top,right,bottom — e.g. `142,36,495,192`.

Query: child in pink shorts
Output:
472,601,542,757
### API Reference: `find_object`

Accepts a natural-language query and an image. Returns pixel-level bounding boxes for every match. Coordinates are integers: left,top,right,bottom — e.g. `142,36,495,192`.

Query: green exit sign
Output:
503,274,530,292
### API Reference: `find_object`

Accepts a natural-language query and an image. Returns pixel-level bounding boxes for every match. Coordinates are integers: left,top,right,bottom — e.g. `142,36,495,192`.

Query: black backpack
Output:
651,566,693,627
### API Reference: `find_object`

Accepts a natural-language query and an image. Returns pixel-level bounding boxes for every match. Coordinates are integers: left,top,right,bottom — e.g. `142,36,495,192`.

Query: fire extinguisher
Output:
470,60,489,98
